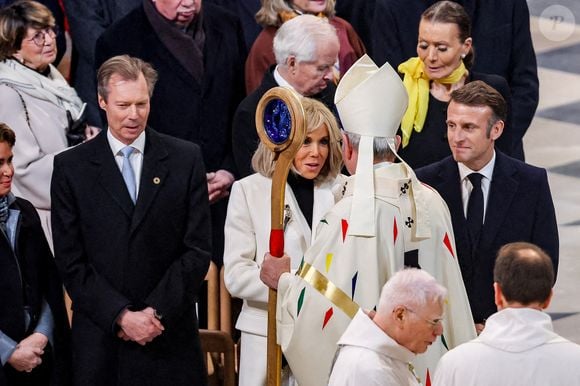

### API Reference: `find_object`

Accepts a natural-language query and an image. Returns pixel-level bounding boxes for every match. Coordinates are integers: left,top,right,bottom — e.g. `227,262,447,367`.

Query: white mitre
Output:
335,55,428,238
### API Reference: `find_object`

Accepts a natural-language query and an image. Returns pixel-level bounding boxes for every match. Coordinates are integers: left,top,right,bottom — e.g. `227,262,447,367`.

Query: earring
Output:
461,53,466,59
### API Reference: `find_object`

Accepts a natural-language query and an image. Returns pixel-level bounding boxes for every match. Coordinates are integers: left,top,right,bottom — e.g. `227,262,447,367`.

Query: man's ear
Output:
490,120,504,141
394,135,402,152
392,305,406,325
98,94,107,110
541,289,554,310
344,133,356,161
493,282,505,310
287,55,297,75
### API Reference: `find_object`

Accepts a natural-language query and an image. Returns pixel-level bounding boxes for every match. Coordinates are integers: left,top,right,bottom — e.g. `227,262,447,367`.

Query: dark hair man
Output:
434,242,580,385
416,81,558,333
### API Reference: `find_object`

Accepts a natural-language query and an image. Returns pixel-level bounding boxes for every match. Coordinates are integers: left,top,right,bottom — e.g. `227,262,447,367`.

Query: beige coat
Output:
0,83,69,242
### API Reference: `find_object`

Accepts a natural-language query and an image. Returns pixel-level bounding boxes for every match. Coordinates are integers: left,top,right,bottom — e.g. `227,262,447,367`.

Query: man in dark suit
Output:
371,0,538,160
0,123,70,386
95,0,246,266
232,14,338,178
51,56,211,385
416,81,558,333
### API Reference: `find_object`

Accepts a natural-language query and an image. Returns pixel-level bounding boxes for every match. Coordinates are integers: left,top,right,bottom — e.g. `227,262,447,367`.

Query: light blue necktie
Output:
120,146,137,203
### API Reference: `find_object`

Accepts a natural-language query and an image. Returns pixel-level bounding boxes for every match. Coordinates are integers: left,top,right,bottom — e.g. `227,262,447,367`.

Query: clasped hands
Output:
8,332,48,373
117,307,164,346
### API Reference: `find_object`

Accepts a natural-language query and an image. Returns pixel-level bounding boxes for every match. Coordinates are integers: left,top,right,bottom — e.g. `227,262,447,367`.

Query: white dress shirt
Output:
107,129,145,195
458,151,496,220
274,65,301,95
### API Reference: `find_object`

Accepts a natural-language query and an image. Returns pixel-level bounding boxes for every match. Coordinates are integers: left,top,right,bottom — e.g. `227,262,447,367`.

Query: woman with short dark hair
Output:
0,0,98,242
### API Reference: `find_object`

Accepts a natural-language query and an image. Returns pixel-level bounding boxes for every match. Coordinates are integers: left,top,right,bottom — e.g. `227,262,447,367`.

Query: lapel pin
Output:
153,177,161,185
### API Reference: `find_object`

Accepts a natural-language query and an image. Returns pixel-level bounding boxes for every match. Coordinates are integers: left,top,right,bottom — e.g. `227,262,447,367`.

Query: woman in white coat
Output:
0,1,98,242
224,97,344,386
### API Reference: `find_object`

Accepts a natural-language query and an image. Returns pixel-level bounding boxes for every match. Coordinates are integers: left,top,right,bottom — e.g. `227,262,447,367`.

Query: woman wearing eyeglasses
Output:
0,0,99,243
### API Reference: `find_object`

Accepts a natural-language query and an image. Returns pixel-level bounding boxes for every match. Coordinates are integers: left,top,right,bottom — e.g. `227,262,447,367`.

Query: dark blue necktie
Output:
466,173,484,244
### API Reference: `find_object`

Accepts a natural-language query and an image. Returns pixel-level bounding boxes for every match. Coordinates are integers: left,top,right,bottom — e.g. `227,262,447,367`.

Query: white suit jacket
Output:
223,173,340,336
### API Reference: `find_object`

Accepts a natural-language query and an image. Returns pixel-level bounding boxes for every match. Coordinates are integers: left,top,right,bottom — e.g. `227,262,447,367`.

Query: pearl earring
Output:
461,53,466,59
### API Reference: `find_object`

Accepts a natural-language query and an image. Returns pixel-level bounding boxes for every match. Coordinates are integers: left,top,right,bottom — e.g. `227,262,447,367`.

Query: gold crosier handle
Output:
256,87,306,386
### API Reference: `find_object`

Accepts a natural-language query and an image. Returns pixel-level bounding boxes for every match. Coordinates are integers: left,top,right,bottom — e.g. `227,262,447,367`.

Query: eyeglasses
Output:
405,307,444,328
26,27,58,47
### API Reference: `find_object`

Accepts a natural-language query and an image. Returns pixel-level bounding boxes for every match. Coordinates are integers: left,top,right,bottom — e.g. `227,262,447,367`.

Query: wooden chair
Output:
205,261,219,330
199,329,237,386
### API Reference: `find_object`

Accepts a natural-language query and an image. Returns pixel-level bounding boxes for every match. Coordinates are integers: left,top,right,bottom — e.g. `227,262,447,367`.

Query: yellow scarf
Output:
398,57,467,148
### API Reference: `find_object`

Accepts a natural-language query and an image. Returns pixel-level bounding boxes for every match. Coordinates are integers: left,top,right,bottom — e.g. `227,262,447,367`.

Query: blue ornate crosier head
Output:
263,99,292,145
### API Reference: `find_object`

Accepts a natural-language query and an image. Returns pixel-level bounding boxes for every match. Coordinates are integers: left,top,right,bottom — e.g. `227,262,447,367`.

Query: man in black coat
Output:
232,15,338,178
371,0,538,160
0,123,70,386
51,56,211,386
416,81,558,333
95,0,246,266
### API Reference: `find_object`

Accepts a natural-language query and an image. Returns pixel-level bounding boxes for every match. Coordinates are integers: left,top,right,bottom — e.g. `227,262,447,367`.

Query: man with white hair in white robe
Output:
329,268,447,386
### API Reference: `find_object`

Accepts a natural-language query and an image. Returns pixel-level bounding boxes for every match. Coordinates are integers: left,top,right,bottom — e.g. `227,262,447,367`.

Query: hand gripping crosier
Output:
255,87,306,386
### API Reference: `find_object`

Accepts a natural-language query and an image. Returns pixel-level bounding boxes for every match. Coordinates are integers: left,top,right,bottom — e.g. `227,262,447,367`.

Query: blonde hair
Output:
255,0,336,28
0,0,55,60
252,97,342,183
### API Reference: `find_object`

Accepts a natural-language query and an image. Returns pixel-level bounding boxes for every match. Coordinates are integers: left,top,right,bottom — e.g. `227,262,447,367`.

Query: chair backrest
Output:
199,329,237,386
205,261,219,330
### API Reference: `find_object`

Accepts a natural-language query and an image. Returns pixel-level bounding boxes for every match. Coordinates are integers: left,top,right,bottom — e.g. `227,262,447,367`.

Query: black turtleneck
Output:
287,172,314,229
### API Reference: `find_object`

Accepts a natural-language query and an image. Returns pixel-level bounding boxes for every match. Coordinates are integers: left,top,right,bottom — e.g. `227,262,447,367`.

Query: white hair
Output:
344,131,394,161
378,268,447,312
273,14,338,65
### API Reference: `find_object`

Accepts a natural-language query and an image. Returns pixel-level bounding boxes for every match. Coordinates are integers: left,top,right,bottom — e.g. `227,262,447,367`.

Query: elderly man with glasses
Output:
328,269,446,386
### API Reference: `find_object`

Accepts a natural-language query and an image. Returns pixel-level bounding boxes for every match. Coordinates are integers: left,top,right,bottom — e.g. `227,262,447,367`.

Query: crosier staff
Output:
256,87,306,386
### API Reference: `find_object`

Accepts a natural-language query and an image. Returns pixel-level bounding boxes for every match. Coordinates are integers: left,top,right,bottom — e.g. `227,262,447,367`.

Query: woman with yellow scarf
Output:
244,0,366,94
397,1,513,169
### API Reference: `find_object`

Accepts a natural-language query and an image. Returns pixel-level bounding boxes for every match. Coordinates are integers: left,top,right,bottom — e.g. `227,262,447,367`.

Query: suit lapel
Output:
480,152,518,248
92,133,135,219
131,130,169,234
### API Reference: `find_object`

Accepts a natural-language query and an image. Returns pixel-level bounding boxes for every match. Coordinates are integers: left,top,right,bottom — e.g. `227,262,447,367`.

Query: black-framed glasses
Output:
405,307,444,328
27,26,59,47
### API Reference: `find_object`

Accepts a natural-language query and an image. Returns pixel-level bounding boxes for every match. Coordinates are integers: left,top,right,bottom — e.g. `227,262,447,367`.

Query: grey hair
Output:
273,14,338,65
344,131,394,162
377,268,447,313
